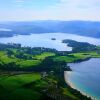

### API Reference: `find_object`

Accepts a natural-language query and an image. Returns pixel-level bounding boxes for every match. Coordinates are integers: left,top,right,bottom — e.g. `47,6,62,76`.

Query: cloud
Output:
0,0,100,21
38,0,100,21
15,0,25,3
14,0,25,7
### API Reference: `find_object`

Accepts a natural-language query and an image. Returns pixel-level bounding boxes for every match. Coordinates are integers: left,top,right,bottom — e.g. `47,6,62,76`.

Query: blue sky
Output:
0,0,59,10
0,0,100,21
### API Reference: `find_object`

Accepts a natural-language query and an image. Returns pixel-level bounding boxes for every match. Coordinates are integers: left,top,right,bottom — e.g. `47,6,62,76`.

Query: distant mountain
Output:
0,20,100,38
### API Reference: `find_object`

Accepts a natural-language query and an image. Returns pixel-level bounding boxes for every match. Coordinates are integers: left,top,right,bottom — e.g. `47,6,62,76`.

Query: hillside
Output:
0,42,98,100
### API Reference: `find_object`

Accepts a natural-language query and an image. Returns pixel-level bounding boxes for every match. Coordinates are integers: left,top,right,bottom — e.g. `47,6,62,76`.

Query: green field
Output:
0,51,17,64
0,73,83,100
0,51,55,69
71,52,100,58
53,52,100,63
33,52,55,60
0,50,100,68
16,60,41,68
0,73,42,100
0,73,41,90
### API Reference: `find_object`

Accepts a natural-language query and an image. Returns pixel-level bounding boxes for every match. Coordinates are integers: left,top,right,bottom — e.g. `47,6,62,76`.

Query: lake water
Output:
0,33,100,51
65,58,100,100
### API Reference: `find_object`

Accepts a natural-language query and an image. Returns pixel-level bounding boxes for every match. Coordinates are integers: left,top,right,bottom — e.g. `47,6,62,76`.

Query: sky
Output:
0,0,100,21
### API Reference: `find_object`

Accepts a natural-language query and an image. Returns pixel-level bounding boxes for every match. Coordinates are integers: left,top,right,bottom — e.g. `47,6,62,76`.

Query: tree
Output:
6,49,14,57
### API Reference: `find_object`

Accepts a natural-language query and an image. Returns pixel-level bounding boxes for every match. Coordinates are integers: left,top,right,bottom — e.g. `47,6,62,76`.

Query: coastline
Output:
64,71,94,100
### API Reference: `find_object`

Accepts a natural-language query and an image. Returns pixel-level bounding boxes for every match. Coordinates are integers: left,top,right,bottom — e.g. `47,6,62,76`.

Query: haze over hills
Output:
0,20,100,38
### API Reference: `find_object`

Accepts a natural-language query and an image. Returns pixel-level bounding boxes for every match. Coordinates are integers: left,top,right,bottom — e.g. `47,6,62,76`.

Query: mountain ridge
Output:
0,20,100,38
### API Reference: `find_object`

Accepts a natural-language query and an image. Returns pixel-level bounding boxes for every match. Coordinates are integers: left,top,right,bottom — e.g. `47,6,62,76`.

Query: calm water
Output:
65,58,100,100
0,33,100,51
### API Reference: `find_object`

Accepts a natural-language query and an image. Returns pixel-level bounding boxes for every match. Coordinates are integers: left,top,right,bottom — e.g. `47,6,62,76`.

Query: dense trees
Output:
0,43,21,50
62,39,97,52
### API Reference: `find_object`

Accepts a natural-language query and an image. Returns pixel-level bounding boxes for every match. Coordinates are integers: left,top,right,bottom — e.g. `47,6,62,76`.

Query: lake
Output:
65,58,100,100
0,33,100,51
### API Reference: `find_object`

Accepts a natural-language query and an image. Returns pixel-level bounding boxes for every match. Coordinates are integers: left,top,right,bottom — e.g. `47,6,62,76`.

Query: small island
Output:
51,38,56,40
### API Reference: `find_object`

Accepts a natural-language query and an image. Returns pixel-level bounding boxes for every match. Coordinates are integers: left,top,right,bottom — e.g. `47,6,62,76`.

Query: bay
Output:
65,58,100,100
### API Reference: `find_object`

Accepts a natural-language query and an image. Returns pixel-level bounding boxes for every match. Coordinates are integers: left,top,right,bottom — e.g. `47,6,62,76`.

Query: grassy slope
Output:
0,51,17,64
33,52,55,60
0,73,41,90
0,50,99,66
53,52,100,63
53,55,89,63
71,52,100,59
0,51,55,68
0,73,80,100
0,73,41,100
16,60,41,68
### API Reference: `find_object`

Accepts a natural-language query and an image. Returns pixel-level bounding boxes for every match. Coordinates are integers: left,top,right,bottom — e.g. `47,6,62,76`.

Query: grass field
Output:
33,52,55,60
0,50,100,66
0,52,17,64
0,73,42,100
71,52,100,58
53,52,100,63
0,72,80,100
0,51,55,69
53,55,88,63
0,73,41,90
16,60,41,68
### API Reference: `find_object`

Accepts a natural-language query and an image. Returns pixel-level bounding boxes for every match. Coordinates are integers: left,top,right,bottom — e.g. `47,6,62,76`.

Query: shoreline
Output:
64,71,94,100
